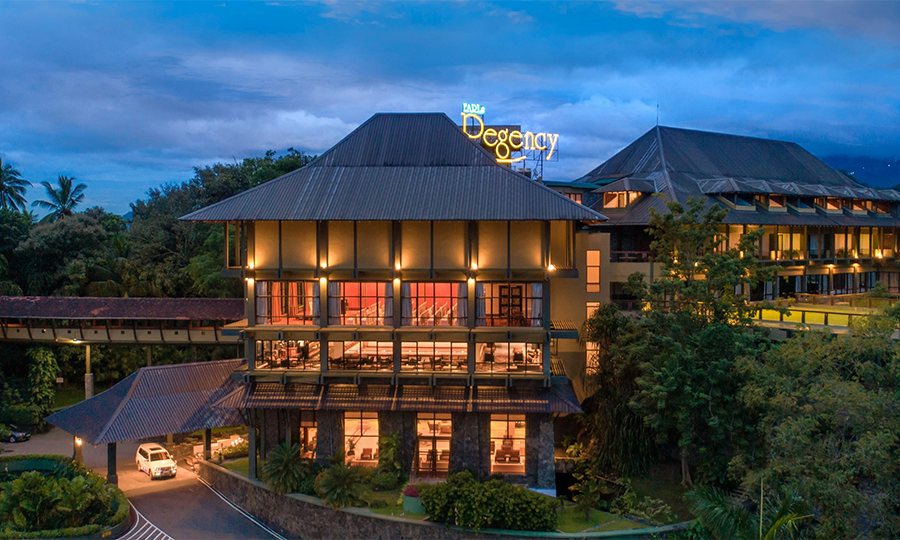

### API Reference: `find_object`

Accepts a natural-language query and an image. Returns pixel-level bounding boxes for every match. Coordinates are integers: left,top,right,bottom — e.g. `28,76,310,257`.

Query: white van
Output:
136,443,177,479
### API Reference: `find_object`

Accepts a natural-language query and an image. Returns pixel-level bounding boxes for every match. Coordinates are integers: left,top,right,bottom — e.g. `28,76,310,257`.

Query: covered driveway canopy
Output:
46,359,245,445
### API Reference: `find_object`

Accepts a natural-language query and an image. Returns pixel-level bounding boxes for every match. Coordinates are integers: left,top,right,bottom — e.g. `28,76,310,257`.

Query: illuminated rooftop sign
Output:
462,102,485,116
461,112,559,164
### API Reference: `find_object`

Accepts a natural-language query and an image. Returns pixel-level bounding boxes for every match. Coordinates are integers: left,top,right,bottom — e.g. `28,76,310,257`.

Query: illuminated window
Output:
815,197,842,211
401,282,467,326
328,341,393,371
603,191,641,208
586,250,600,293
475,342,542,373
400,342,468,372
416,413,451,477
585,302,600,375
876,201,891,215
490,414,525,474
255,281,319,325
475,282,542,327
255,340,320,370
565,193,583,205
327,282,392,325
345,411,378,466
299,411,317,459
769,195,786,208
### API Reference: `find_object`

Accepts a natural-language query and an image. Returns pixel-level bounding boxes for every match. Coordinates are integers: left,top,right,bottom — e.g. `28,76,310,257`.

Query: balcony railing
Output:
609,251,652,263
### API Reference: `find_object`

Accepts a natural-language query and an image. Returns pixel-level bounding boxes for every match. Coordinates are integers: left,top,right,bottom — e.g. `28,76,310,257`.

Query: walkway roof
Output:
0,297,244,321
181,113,606,223
46,359,244,445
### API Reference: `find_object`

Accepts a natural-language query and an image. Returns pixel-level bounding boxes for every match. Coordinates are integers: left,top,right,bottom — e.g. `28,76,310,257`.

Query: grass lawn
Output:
222,458,250,477
556,506,618,533
53,384,110,409
631,462,692,522
359,486,426,520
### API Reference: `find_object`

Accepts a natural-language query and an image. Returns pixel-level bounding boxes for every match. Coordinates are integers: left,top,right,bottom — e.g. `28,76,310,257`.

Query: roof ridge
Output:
139,357,243,372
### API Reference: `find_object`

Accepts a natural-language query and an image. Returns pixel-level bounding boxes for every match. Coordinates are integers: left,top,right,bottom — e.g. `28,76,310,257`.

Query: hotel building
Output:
182,113,606,492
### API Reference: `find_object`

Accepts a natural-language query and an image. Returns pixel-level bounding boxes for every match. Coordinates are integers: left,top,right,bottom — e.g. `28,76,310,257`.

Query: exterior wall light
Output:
320,262,328,269
470,263,478,271
467,277,475,285
393,277,400,285
547,264,556,272
75,437,83,446
320,277,327,286
395,262,401,271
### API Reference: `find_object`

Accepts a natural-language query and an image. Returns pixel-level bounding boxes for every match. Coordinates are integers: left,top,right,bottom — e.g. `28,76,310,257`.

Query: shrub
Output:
628,496,676,526
261,443,312,495
214,441,249,460
420,471,558,532
371,470,401,491
314,461,365,509
0,404,41,429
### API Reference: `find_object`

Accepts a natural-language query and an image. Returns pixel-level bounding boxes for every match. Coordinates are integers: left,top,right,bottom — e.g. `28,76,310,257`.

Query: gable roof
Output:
181,113,606,222
46,359,244,445
578,126,900,226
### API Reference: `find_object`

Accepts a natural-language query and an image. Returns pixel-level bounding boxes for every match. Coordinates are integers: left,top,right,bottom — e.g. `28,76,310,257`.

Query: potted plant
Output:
402,484,424,514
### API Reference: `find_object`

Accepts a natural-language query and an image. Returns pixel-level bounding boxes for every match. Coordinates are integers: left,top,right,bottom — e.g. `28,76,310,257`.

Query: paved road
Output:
2,427,278,540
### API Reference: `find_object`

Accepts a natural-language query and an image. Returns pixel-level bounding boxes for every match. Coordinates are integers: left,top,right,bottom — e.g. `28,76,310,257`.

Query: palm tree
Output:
32,175,86,222
0,158,31,211
687,483,811,540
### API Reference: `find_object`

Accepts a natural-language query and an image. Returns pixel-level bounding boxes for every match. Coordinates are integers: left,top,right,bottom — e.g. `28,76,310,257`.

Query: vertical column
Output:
203,428,212,460
315,410,344,466
84,344,93,399
248,410,258,480
107,443,118,486
542,280,551,377
525,413,555,492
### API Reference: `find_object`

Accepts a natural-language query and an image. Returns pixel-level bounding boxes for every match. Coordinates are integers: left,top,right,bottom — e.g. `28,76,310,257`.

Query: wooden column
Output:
84,344,93,399
107,443,118,485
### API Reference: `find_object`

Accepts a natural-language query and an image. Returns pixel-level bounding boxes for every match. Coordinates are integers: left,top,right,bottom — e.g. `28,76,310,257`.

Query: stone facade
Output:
315,409,344,465
378,411,417,475
525,413,556,490
449,412,491,481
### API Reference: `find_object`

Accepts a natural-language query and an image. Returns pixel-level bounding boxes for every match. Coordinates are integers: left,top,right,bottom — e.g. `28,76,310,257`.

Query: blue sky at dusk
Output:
1,1,899,214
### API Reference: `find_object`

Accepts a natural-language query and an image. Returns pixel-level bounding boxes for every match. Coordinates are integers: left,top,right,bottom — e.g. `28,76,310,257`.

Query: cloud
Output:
487,8,534,24
611,0,900,42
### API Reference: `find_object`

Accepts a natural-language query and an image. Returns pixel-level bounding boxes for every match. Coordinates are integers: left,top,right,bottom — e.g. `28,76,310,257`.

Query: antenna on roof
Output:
656,99,659,126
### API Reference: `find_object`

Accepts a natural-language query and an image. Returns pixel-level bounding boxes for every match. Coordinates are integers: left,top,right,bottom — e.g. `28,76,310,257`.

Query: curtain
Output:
328,282,341,324
456,282,467,325
401,282,412,324
475,283,485,324
383,282,393,325
255,281,268,324
530,283,543,326
311,282,321,323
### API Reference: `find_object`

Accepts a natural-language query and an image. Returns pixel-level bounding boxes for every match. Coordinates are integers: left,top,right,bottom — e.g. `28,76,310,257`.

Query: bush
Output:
261,443,313,495
371,470,401,491
314,461,365,509
215,441,249,460
0,404,41,429
420,471,558,532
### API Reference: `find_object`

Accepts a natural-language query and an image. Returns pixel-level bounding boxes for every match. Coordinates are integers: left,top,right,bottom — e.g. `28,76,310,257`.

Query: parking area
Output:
2,427,278,540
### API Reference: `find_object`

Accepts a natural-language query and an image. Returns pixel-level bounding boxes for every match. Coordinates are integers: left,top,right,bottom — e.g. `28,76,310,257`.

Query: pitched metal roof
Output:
578,126,900,226
0,296,244,321
46,359,244,445
181,113,606,223
214,380,582,414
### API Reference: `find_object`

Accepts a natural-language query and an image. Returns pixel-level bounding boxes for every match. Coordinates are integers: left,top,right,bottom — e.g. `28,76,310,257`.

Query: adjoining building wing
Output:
180,113,606,223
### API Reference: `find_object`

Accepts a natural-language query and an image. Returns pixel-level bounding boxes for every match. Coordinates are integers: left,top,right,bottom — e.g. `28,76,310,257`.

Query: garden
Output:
0,454,129,539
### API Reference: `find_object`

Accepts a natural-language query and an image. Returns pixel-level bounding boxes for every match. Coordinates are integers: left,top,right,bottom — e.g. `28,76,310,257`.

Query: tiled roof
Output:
46,359,244,445
181,113,606,223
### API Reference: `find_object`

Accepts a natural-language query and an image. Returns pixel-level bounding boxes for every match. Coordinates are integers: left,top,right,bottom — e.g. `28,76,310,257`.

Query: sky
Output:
1,0,899,215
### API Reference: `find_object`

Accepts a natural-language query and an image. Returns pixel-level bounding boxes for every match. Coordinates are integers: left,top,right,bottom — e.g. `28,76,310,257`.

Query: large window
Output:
565,193,583,205
255,340,320,370
476,282,542,327
328,282,392,325
256,281,319,325
490,414,525,475
298,411,317,459
400,342,468,372
345,411,378,466
402,282,467,326
416,413,451,477
475,342,542,373
328,341,393,371
603,191,641,208
586,250,600,293
585,302,600,375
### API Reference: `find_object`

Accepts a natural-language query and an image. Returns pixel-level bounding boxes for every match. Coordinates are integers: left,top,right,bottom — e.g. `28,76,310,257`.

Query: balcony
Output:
609,251,652,263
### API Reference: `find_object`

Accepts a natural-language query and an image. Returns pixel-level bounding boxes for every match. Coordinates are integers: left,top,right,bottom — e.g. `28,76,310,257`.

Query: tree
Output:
314,460,365,508
26,348,59,422
624,198,775,487
736,316,900,538
0,158,30,212
32,175,86,222
261,442,310,495
687,484,810,540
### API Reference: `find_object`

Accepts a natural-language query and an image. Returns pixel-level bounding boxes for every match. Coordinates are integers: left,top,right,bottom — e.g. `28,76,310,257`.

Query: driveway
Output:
2,427,279,540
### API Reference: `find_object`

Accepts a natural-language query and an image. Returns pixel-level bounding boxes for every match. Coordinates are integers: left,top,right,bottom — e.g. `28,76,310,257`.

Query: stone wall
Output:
378,410,417,474
450,412,491,481
525,413,556,491
315,409,344,465
199,461,534,540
